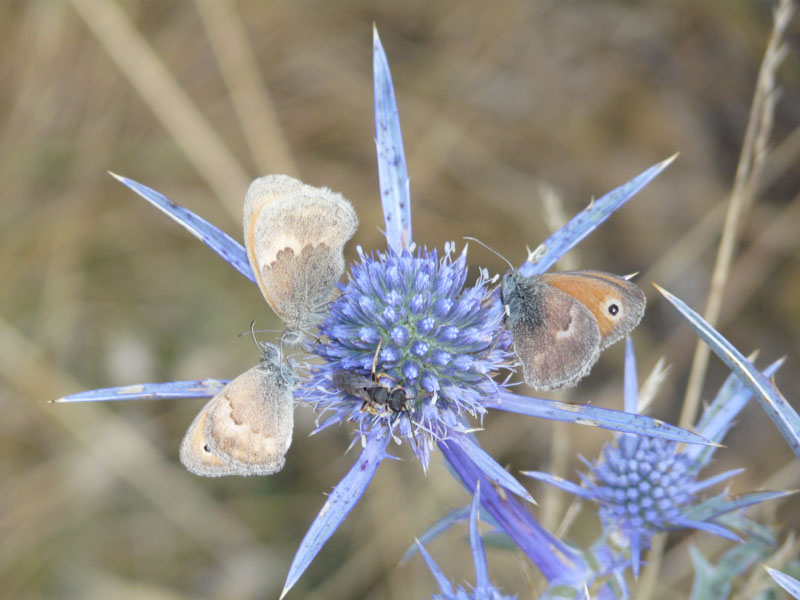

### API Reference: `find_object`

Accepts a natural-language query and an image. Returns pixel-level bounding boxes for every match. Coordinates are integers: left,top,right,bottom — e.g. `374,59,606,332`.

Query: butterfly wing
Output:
503,272,601,390
179,399,246,477
179,359,296,478
538,271,646,349
243,175,358,327
204,360,295,476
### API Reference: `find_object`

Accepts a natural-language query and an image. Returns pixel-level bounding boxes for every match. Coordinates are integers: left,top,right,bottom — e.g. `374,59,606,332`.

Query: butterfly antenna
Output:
274,331,292,383
244,320,272,356
238,323,282,339
463,236,513,270
246,321,283,361
248,320,261,351
237,320,256,340
623,272,640,281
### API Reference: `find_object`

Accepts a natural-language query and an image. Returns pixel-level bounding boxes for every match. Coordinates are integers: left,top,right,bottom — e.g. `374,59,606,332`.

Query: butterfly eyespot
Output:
608,303,619,316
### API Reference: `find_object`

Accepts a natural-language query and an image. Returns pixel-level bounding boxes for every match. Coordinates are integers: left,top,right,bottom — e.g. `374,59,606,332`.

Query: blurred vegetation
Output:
1,1,798,598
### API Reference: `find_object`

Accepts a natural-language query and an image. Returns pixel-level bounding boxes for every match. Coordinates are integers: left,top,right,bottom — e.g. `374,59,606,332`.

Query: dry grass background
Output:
1,1,798,598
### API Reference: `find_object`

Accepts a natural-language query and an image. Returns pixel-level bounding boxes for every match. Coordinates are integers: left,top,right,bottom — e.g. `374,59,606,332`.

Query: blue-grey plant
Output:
523,337,790,586
302,241,512,469
411,335,791,598
418,483,516,600
766,565,800,599
690,534,777,600
54,27,715,597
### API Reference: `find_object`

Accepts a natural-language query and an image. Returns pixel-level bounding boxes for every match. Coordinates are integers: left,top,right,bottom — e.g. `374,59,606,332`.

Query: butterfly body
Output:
179,352,298,477
502,270,646,391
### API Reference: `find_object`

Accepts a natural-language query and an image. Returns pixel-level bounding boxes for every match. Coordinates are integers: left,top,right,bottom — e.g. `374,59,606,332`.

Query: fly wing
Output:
332,369,371,397
505,274,601,391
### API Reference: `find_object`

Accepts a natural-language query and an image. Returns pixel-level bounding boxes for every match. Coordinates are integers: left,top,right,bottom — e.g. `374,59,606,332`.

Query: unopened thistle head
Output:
586,434,693,550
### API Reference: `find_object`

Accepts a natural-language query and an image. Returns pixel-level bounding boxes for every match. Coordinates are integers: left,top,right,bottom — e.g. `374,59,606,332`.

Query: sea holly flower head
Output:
525,338,789,578
585,433,694,561
299,243,512,467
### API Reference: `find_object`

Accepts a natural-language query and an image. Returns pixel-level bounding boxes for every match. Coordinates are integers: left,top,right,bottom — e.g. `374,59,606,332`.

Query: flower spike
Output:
52,379,227,403
765,566,800,599
373,26,412,251
417,482,517,600
519,154,677,277
281,431,391,598
655,283,800,460
109,172,255,283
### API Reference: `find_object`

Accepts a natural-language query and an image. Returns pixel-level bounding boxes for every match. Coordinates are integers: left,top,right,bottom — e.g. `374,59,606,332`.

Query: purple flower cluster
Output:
300,244,512,467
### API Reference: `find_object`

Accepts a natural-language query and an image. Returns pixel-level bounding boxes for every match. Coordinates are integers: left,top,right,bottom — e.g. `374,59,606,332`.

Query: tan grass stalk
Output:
643,201,727,289
194,0,298,177
540,182,578,531
539,181,580,271
715,191,800,325
635,533,667,599
643,118,800,293
554,495,584,541
69,0,250,219
637,357,670,416
680,0,794,429
641,2,796,598
654,192,800,378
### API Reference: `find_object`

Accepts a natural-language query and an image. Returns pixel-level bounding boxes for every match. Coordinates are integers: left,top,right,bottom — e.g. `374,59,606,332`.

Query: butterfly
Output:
179,348,298,477
243,174,358,344
502,270,646,390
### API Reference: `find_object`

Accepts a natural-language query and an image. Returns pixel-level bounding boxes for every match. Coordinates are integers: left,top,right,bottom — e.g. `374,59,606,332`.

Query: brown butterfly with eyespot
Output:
179,345,298,477
502,269,646,390
465,237,646,391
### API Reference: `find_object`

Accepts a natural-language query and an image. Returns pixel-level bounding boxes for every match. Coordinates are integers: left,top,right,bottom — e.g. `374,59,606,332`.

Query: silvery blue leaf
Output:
373,27,412,251
110,173,255,283
519,155,677,276
656,284,800,460
766,566,800,599
53,380,227,403
492,391,711,446
281,432,390,599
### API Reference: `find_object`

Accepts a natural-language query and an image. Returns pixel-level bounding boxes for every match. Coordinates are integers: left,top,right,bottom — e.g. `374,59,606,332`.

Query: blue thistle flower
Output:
525,338,790,579
582,433,696,571
299,244,512,467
